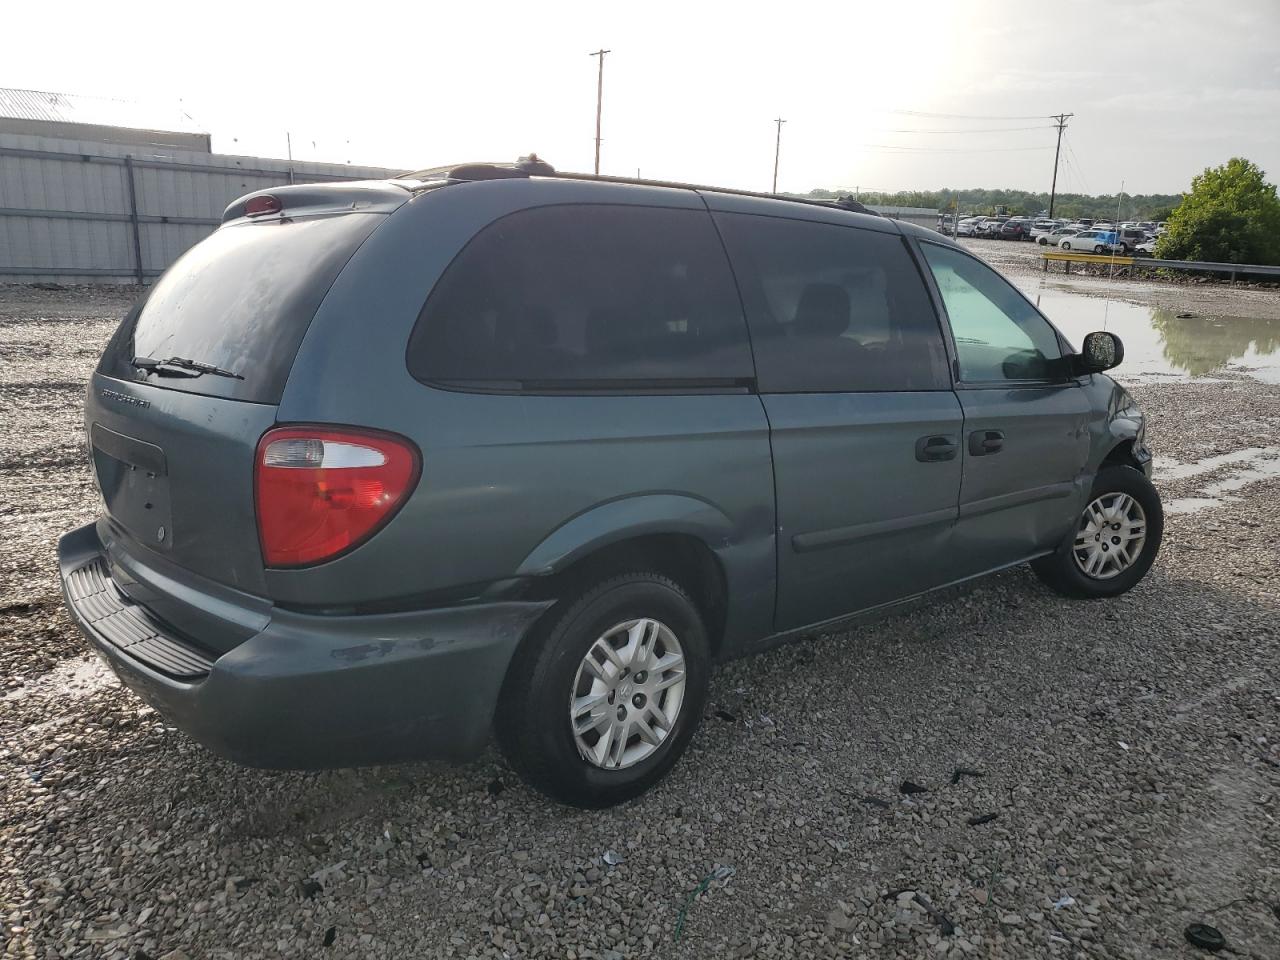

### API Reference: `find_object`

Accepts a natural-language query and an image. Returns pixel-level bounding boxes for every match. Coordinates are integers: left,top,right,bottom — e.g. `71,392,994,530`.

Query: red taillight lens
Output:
254,427,420,568
245,195,282,217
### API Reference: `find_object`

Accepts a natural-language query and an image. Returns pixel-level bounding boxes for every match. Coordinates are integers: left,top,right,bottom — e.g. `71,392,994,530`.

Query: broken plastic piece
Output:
1184,922,1225,952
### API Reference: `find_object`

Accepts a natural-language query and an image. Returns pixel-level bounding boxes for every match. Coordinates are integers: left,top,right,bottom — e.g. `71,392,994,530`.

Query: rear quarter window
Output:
100,213,382,404
406,204,753,391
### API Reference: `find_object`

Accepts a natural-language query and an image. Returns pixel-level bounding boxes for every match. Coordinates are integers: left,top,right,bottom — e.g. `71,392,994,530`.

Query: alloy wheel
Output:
570,618,687,770
1074,492,1147,579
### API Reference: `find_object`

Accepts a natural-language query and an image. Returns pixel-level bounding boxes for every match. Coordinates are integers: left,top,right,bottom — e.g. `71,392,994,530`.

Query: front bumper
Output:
1134,443,1154,478
58,522,552,768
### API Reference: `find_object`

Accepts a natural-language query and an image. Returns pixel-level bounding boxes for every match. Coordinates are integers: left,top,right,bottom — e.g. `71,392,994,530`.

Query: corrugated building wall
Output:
0,132,403,284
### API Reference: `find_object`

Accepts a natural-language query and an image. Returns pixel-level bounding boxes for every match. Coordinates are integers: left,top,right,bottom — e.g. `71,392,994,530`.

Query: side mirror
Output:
1078,331,1124,373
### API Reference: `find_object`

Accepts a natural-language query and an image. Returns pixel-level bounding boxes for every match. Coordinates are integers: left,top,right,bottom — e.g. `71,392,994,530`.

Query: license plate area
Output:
91,423,174,551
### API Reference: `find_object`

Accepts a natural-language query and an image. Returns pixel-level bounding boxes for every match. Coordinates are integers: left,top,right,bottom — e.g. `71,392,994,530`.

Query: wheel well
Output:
1102,439,1142,471
524,534,729,657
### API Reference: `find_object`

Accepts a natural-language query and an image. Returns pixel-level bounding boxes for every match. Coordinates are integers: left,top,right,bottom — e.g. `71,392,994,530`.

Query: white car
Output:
1029,220,1058,240
955,218,979,237
1059,230,1118,254
1038,228,1079,246
1136,238,1158,257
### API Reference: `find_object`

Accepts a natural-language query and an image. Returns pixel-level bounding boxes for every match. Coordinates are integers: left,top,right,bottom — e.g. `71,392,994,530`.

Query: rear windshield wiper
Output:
132,356,244,380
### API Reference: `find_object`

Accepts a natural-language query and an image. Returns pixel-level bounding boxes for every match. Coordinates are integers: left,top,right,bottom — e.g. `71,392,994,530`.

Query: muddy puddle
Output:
1154,446,1280,515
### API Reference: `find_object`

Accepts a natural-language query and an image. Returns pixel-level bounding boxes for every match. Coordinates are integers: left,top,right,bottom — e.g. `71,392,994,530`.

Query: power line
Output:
890,109,1049,121
859,143,1053,153
874,125,1055,135
1064,132,1091,194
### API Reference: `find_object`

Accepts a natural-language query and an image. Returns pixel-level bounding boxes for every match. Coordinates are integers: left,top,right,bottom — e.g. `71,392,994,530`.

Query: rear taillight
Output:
254,427,420,568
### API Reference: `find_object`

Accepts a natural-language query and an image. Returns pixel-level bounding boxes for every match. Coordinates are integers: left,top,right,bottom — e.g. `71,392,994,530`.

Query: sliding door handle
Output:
916,435,959,462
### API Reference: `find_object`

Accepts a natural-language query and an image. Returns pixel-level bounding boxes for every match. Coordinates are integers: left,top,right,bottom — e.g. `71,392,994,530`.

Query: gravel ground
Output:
2,284,1279,960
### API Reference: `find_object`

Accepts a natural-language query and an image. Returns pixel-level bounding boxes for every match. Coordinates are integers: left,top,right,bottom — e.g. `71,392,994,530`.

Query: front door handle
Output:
969,429,1005,456
915,435,959,462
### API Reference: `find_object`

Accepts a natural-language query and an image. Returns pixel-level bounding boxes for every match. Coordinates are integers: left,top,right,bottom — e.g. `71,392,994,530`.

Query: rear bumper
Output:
58,522,552,768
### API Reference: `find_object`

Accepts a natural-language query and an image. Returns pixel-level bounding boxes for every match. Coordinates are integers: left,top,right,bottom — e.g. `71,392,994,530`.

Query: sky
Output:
4,0,1278,197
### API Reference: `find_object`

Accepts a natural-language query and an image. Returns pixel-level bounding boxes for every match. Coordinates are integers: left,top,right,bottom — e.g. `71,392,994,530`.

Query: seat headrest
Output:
794,283,850,337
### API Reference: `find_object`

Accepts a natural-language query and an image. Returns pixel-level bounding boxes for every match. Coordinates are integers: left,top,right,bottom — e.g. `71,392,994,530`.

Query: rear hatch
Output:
88,185,402,607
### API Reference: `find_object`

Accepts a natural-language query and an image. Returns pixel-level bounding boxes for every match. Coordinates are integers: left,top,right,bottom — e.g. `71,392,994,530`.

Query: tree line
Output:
800,157,1280,266
798,187,1178,221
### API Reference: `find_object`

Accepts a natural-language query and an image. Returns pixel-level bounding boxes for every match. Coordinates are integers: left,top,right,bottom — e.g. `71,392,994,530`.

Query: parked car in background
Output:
997,219,1034,241
974,217,1008,238
1029,220,1057,240
1039,228,1080,246
56,157,1160,807
955,217,979,237
1135,238,1158,256
1113,227,1146,253
1060,229,1119,253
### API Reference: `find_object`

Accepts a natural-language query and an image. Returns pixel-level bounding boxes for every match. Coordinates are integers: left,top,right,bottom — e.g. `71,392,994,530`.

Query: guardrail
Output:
1041,249,1280,279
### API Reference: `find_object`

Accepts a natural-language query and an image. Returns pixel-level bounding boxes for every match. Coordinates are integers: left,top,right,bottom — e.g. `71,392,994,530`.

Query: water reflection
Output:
1017,284,1280,382
1148,308,1280,377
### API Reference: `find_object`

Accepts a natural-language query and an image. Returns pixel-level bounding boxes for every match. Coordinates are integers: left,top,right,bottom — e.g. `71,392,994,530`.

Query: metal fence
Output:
1041,249,1280,280
0,132,403,284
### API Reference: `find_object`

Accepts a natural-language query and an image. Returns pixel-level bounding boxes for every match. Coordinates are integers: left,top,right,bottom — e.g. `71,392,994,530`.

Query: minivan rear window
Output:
100,213,382,404
407,204,753,390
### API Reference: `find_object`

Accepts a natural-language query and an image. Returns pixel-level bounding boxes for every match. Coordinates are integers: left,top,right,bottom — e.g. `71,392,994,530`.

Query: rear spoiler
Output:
221,181,415,224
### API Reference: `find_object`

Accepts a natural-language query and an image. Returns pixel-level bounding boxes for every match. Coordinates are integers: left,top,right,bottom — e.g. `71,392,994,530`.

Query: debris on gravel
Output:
2,284,1279,959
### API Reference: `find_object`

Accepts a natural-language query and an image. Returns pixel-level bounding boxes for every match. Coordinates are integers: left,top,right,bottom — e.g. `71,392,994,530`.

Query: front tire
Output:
1094,244,1106,254
495,572,711,807
1032,465,1163,599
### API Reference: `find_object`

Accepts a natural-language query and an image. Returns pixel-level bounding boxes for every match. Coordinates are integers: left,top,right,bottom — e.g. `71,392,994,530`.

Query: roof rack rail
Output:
552,171,883,217
401,153,556,183
400,155,882,218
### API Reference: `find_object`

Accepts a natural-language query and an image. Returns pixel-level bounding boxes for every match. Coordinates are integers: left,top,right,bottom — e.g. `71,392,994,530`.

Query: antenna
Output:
1103,179,1125,331
772,118,786,194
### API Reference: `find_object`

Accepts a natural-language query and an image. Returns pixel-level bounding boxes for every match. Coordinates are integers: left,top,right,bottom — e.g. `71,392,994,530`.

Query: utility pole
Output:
772,118,786,193
589,49,610,175
1048,112,1073,219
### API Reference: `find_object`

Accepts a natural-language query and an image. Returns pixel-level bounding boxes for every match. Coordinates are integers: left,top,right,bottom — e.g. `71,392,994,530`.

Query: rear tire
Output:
495,572,710,808
1032,465,1163,599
